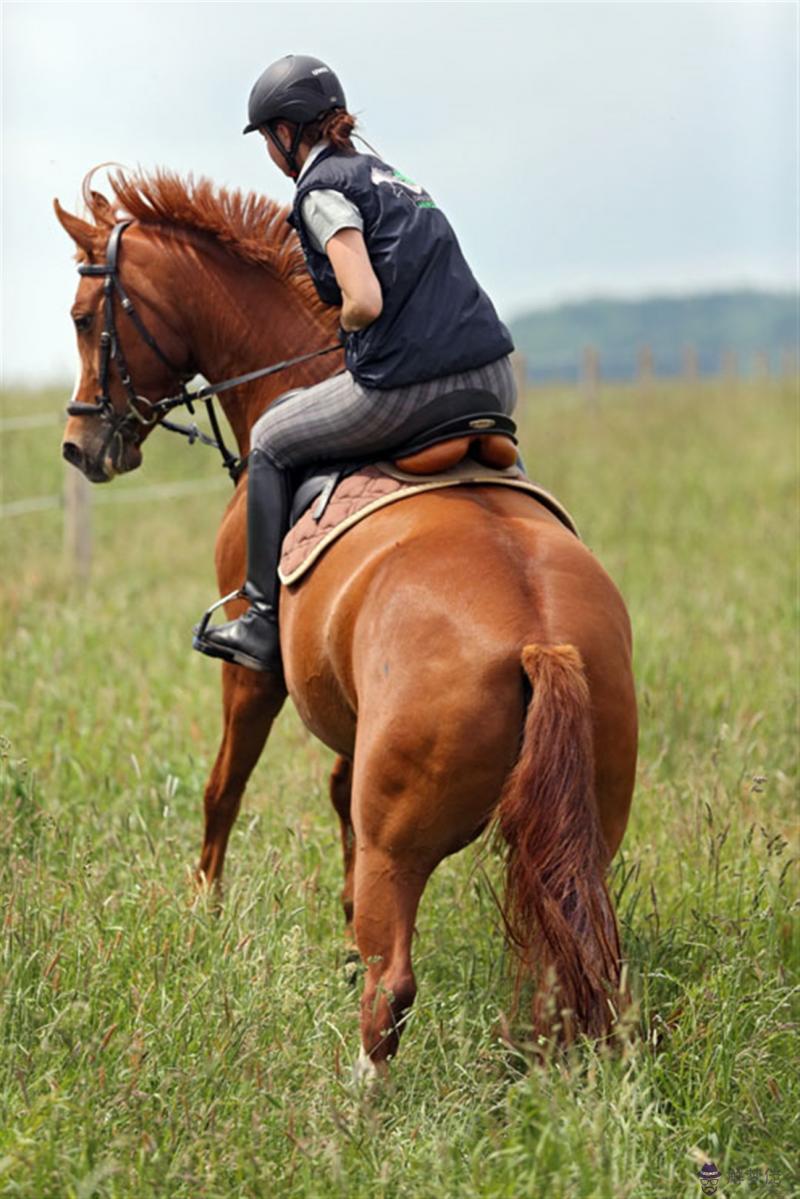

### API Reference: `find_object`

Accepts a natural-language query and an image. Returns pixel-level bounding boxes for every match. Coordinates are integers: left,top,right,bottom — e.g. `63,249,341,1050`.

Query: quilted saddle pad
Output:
278,460,579,586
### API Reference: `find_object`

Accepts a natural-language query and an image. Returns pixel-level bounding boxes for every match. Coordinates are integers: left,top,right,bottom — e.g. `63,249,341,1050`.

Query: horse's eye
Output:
73,313,93,333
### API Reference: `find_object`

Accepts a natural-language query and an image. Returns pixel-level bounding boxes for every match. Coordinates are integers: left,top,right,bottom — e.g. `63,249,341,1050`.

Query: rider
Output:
194,54,516,673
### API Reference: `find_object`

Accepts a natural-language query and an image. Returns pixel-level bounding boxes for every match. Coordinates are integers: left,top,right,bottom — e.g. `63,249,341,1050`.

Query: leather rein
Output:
66,220,341,483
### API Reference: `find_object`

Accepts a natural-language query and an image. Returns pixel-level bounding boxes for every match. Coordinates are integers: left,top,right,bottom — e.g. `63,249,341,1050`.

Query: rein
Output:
67,220,341,484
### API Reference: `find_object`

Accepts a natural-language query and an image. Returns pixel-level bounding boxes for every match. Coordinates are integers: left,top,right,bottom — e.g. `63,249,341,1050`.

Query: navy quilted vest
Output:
287,148,513,389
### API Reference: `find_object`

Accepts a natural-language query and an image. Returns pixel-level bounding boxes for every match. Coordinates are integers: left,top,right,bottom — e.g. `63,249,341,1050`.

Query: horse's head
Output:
55,193,193,482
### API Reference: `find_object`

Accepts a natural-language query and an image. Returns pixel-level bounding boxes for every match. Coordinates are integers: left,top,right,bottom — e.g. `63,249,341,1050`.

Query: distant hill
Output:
507,289,798,381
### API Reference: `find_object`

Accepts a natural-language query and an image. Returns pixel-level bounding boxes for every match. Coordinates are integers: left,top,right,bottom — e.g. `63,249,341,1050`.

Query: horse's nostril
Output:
62,442,85,469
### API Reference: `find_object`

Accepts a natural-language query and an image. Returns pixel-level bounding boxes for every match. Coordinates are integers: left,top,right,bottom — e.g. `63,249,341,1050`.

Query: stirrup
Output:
192,589,282,674
192,588,244,643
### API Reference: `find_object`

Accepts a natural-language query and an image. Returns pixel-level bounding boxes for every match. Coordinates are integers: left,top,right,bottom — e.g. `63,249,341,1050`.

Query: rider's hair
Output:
303,107,357,152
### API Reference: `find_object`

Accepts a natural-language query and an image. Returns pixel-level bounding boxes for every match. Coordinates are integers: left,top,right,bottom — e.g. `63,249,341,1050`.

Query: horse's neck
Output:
174,238,338,455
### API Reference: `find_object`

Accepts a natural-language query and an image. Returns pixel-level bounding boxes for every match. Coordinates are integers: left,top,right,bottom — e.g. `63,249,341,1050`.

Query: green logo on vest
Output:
370,165,438,209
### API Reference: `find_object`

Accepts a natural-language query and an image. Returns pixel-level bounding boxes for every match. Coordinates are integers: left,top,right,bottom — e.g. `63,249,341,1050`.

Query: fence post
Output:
753,350,770,380
63,466,92,580
721,349,738,381
683,346,698,382
581,346,600,407
637,345,654,387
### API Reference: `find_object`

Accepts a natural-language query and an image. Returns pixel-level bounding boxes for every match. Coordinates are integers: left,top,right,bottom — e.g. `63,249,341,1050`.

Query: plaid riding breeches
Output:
249,354,518,468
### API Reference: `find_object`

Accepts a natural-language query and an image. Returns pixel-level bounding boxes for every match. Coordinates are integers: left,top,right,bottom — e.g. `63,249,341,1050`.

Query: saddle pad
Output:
278,460,579,586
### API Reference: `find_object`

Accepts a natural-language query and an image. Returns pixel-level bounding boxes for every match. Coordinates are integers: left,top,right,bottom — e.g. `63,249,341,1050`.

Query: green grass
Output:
0,378,797,1198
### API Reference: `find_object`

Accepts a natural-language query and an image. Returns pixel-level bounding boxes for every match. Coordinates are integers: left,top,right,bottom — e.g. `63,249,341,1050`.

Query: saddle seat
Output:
388,388,517,473
394,431,517,474
290,388,518,525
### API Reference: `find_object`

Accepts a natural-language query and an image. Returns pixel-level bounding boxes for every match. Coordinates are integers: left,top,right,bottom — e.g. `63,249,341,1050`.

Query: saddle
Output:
290,388,517,525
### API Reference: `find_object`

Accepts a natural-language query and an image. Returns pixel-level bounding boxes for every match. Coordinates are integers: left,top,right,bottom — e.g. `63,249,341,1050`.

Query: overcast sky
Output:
2,1,797,383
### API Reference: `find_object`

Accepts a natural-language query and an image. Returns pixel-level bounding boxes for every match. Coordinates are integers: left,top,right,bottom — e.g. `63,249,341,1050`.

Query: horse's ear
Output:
53,199,98,255
88,190,116,228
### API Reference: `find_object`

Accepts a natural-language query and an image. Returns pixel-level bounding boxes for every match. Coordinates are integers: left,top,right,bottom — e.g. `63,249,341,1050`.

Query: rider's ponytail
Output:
311,108,357,152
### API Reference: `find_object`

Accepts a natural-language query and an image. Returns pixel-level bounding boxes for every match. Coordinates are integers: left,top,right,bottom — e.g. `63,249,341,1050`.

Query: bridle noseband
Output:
67,219,341,484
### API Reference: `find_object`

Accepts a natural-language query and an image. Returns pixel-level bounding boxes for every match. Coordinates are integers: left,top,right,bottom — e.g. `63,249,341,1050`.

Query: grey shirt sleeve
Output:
300,188,364,254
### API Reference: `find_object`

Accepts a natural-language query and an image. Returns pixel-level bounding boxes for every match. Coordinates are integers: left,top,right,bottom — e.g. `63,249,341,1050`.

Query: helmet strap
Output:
266,121,306,180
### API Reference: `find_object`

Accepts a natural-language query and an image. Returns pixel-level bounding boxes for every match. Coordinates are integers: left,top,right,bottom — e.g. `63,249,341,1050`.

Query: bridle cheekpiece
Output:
69,220,191,438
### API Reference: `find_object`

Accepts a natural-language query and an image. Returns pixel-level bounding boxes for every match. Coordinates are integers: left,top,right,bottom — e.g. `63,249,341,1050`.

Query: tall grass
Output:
0,378,797,1197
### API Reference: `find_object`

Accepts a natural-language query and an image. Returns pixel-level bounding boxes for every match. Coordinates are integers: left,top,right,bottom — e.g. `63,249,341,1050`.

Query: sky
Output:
1,1,797,383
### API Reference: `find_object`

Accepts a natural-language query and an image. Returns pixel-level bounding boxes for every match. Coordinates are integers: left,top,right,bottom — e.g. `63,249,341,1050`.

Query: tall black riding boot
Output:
193,448,291,673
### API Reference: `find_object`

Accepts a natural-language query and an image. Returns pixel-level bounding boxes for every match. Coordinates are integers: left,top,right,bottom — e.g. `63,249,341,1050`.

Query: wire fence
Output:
3,351,795,575
0,413,64,433
0,475,231,520
1,406,229,514
1,405,234,579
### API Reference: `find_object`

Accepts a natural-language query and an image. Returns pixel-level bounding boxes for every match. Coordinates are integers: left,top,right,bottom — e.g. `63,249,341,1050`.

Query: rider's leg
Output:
193,447,289,672
192,373,364,672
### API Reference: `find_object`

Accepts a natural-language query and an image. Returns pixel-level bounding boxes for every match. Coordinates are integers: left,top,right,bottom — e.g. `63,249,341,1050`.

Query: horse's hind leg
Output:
198,663,287,887
348,674,521,1076
352,841,431,1076
329,755,357,953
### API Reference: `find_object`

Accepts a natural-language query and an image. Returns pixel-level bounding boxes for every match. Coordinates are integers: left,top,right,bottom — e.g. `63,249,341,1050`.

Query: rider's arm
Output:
326,228,384,332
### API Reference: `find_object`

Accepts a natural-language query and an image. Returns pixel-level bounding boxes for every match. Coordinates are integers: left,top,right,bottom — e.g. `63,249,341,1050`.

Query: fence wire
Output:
1,475,232,520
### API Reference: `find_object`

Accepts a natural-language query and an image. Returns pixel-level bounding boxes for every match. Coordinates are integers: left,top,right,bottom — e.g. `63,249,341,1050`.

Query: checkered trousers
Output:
250,354,517,468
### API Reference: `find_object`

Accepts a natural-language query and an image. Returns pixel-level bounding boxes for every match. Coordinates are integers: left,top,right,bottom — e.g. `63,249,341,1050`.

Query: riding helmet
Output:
243,55,347,134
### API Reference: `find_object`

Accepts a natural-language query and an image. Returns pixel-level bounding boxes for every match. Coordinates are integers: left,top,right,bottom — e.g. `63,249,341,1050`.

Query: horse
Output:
55,170,638,1075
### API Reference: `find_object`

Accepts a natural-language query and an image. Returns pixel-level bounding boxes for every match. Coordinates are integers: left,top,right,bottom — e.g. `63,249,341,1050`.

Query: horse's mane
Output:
82,167,327,319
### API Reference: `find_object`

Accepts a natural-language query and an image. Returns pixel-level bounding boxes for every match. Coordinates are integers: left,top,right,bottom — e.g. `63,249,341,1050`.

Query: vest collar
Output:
297,140,330,182
295,141,343,188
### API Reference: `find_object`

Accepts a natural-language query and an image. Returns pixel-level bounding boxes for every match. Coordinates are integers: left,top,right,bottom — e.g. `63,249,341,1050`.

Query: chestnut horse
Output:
56,172,637,1074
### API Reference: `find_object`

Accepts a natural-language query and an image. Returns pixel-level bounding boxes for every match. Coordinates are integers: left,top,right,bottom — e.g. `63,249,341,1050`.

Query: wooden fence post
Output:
721,349,738,381
753,350,770,380
581,346,600,407
63,466,92,580
637,345,654,387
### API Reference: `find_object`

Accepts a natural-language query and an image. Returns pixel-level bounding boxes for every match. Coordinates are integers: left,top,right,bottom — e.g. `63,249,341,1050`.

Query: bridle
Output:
67,220,341,483
68,220,191,446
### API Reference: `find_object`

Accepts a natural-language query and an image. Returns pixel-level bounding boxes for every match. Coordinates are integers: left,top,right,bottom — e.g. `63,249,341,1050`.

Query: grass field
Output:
1,377,797,1198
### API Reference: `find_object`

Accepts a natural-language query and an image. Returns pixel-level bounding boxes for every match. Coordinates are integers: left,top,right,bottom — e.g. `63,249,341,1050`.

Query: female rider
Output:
194,54,516,673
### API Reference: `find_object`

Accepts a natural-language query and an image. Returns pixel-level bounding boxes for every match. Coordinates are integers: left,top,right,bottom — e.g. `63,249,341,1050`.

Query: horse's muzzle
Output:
62,437,141,482
62,440,109,483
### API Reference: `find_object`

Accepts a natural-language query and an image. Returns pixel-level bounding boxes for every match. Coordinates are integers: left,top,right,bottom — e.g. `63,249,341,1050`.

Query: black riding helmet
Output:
243,55,347,178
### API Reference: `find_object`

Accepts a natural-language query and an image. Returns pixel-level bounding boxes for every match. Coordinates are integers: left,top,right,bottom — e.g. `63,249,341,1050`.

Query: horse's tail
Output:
498,643,621,1041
